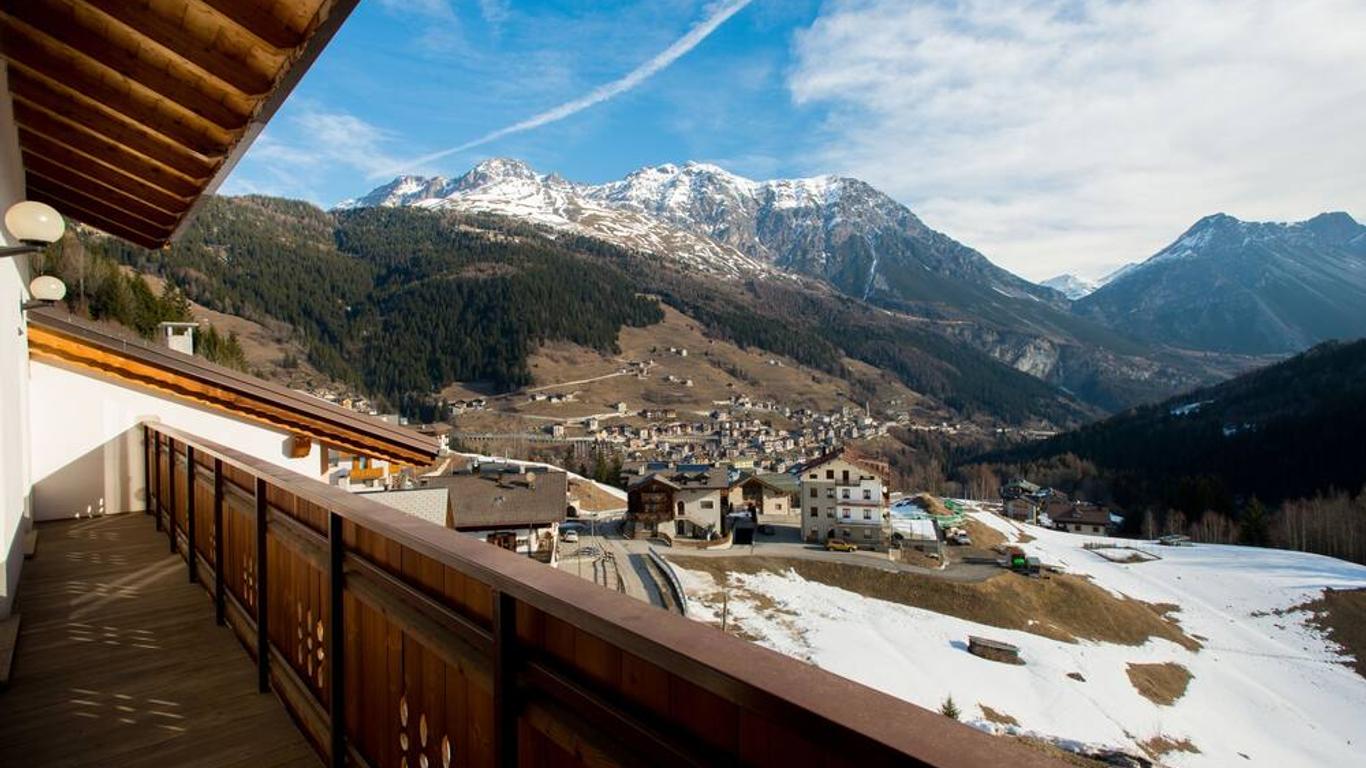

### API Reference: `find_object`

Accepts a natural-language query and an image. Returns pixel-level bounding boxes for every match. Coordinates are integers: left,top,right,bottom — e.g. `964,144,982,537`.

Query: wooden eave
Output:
0,0,360,249
26,310,439,466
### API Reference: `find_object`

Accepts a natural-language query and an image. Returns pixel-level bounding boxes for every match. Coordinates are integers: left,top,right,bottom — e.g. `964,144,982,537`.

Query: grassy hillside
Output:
67,195,1091,425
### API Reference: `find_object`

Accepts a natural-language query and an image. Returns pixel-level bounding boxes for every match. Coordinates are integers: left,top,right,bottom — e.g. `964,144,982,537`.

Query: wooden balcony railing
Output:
144,422,1063,768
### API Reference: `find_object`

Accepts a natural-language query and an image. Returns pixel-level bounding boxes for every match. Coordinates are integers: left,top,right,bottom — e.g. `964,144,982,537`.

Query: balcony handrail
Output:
145,420,1063,768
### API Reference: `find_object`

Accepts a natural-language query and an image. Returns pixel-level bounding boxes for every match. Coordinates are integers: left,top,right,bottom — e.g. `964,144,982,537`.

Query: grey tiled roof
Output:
368,487,450,528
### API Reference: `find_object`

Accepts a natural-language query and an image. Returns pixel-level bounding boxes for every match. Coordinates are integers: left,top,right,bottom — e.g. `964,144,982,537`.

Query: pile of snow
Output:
674,502,1366,766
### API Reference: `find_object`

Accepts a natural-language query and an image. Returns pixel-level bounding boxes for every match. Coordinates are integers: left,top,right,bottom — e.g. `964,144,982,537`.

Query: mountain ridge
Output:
338,158,1060,306
338,158,1243,411
1077,211,1366,354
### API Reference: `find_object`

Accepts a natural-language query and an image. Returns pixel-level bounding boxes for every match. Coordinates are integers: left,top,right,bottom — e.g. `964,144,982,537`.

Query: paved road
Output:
558,517,668,608
664,520,1000,583
556,518,998,608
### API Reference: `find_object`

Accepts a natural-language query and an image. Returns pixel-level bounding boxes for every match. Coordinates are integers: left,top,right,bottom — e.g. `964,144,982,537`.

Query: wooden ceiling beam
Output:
3,55,231,160
196,0,307,51
27,187,171,249
71,0,277,96
13,100,204,198
27,165,182,231
1,3,252,131
19,134,192,215
9,85,215,181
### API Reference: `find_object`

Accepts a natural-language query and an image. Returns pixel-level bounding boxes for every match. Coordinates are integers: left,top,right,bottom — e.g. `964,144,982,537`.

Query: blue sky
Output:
224,0,1366,280
225,1,823,202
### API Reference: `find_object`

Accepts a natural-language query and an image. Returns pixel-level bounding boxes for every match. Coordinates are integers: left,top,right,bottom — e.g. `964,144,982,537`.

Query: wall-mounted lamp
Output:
22,274,67,311
2,201,66,258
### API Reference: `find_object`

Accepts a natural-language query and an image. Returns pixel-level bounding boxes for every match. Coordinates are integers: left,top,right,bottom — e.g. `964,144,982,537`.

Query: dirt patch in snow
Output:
978,704,1019,726
963,519,1006,550
568,478,625,513
1139,734,1200,759
1295,587,1366,679
1126,662,1192,705
669,556,1202,650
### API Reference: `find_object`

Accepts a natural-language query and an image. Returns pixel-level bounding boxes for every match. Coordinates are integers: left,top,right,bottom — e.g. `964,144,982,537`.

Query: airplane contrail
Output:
371,0,755,179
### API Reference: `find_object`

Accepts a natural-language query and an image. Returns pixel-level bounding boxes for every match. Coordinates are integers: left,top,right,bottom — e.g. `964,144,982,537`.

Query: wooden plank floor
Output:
0,513,320,767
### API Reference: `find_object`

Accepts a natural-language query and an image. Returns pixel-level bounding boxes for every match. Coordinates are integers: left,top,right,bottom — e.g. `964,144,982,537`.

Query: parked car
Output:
561,530,580,543
825,538,858,553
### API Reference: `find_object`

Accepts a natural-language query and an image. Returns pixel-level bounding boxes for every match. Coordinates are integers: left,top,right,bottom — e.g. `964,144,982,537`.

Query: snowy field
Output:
671,503,1366,766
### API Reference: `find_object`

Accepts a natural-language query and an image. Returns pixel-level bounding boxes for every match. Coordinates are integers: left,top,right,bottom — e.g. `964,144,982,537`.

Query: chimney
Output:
158,321,198,355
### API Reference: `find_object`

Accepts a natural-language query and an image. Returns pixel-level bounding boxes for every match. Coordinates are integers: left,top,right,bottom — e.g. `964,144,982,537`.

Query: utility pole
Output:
720,583,729,633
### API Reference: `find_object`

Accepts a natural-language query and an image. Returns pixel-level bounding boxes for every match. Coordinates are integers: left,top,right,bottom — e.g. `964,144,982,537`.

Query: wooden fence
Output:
144,423,1062,768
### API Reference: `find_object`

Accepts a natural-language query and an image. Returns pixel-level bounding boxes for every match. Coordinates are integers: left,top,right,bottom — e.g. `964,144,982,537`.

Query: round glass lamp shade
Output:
5,201,66,244
29,274,67,302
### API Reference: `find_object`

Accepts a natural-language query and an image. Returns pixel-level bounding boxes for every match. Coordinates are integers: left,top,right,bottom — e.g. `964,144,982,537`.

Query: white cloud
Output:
477,0,510,25
376,0,463,52
789,0,1366,280
376,0,755,178
222,108,418,204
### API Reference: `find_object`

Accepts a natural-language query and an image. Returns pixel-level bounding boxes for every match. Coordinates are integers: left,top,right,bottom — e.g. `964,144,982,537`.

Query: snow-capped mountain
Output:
1076,212,1366,354
337,159,768,277
1040,273,1099,300
337,159,1059,306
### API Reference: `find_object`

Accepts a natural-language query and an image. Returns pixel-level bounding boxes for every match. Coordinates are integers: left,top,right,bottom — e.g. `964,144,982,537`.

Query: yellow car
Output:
825,538,858,553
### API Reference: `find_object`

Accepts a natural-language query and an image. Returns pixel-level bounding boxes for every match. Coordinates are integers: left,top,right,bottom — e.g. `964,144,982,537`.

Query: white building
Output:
797,447,892,550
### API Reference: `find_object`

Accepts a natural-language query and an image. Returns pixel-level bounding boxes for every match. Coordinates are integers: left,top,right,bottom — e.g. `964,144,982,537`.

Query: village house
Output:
1052,502,1113,536
730,472,799,517
627,466,735,539
373,466,569,561
798,447,892,550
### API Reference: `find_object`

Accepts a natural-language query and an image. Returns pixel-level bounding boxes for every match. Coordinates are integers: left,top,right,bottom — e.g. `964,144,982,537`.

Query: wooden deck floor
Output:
0,513,319,767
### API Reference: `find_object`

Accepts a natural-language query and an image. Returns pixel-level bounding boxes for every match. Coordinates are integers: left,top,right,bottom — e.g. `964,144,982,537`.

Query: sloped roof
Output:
26,309,439,464
2,0,361,248
368,487,450,529
424,471,568,530
1052,503,1110,526
794,446,890,481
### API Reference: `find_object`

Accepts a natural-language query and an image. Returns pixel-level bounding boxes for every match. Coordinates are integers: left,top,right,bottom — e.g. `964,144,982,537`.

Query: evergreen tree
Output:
939,695,960,720
1239,497,1270,547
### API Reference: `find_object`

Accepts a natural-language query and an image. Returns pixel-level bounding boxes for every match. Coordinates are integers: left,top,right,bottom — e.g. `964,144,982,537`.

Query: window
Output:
826,469,834,479
810,488,818,498
863,509,871,520
862,489,872,500
809,507,818,517
841,529,851,538
841,489,850,499
701,500,715,509
842,470,849,483
808,473,817,480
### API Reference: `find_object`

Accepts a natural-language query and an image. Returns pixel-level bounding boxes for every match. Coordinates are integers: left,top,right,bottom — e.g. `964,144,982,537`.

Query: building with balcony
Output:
798,447,892,549
0,2,1062,766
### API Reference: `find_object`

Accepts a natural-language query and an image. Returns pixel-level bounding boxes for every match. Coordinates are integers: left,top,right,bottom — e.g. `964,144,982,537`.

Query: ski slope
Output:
672,503,1366,766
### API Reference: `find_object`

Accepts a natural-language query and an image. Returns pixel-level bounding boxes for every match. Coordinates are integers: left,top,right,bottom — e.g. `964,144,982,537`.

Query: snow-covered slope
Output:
337,159,1059,305
336,159,769,278
673,506,1366,766
1076,212,1366,353
1040,274,1099,300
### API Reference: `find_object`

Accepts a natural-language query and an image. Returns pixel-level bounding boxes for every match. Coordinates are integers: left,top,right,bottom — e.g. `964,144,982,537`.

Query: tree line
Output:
37,234,247,370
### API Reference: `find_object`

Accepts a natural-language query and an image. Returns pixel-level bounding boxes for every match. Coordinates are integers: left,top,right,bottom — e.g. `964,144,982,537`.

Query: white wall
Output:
0,60,32,618
675,488,723,530
28,360,326,523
